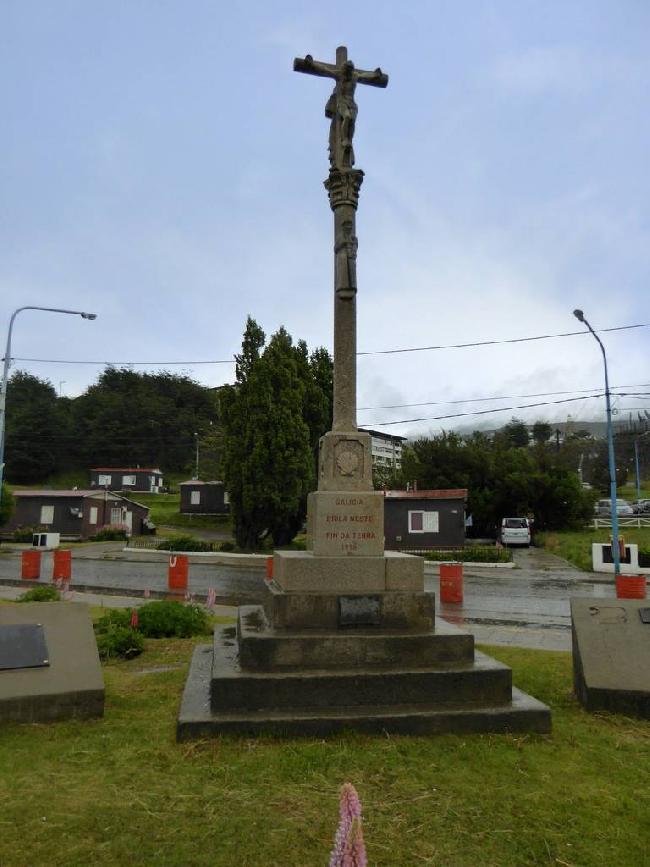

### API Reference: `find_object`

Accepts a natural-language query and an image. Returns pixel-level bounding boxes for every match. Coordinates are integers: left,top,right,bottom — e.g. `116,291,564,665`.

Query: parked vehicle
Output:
500,517,531,547
631,499,650,515
594,498,635,517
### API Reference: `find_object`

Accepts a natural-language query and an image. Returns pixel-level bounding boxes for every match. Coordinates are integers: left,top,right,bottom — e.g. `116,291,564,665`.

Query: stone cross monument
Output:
293,47,389,567
176,47,551,740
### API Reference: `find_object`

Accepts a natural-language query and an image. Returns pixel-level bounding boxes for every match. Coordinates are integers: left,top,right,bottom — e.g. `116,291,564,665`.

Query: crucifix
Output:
294,46,388,433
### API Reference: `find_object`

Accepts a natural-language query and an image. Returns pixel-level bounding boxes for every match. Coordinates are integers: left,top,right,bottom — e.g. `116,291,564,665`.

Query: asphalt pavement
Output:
0,543,620,651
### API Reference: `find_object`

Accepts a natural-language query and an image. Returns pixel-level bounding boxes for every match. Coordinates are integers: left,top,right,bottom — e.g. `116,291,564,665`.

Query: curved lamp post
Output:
0,306,98,493
572,308,621,576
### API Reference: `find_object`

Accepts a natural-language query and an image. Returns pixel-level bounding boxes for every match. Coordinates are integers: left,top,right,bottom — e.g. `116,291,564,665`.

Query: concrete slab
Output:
238,605,473,670
0,602,104,723
273,550,386,592
263,581,436,630
177,643,551,740
571,597,650,718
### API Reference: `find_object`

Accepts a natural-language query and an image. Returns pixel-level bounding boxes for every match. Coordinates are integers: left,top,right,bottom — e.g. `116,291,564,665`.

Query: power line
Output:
358,383,650,412
369,393,604,427
7,321,650,366
357,322,650,356
369,391,650,427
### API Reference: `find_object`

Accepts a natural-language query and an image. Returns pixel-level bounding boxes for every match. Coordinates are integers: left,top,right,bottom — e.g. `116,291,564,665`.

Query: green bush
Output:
94,608,132,632
96,626,144,660
13,527,38,542
18,585,61,602
423,546,511,563
156,535,215,552
137,601,210,638
218,541,236,552
639,547,650,568
89,527,129,542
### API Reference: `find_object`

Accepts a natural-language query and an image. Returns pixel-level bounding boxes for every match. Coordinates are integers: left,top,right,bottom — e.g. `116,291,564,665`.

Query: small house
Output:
179,480,230,515
7,490,151,540
384,489,468,550
90,467,164,493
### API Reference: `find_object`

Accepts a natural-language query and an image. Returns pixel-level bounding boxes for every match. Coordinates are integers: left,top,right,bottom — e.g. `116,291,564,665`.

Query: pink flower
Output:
329,784,367,867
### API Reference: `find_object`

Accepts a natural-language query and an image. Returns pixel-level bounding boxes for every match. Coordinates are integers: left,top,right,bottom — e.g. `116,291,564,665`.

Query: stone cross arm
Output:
293,49,388,88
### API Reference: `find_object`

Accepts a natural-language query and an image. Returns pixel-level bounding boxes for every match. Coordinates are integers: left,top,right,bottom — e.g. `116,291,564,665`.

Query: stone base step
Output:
211,625,511,711
237,605,474,671
178,644,551,740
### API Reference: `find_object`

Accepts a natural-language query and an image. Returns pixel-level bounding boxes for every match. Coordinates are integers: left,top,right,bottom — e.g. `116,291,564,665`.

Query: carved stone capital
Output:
324,168,364,210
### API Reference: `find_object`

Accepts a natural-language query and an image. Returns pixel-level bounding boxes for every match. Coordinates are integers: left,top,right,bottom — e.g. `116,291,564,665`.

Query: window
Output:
98,474,111,486
190,490,201,505
408,510,439,534
89,506,98,525
110,507,123,525
223,491,230,505
40,505,54,525
122,475,136,486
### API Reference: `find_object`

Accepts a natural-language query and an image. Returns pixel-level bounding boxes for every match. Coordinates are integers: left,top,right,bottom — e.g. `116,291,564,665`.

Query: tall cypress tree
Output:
221,318,328,549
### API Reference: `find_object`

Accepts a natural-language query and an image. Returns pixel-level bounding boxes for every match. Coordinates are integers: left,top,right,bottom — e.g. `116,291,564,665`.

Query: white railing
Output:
593,517,650,529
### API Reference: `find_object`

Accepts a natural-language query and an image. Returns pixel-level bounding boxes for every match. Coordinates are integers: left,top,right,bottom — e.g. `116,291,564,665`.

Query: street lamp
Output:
0,306,98,493
573,308,621,575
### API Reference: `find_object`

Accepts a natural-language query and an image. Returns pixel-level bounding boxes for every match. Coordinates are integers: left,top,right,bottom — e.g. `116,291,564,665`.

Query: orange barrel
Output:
21,550,41,581
615,574,647,600
168,554,189,591
440,562,463,604
52,549,72,582
265,556,274,581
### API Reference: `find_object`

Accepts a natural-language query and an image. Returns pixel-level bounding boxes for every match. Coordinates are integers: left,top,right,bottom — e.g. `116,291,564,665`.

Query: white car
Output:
500,517,531,547
594,498,634,517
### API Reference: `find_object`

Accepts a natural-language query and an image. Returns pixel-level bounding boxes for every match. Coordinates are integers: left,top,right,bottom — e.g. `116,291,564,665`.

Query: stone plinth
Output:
263,582,436,631
0,602,104,724
317,430,373,492
308,489,384,557
572,597,650,718
273,550,422,593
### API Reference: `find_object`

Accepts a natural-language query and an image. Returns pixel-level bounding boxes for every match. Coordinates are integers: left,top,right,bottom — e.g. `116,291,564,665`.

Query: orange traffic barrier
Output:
21,550,41,581
168,554,189,591
52,549,72,582
615,574,646,600
440,562,463,604
265,556,274,581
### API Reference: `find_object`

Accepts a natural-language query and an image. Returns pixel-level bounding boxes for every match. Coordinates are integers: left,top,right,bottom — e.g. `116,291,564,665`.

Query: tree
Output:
0,482,14,526
532,421,553,445
501,417,529,448
398,428,595,535
4,372,66,483
71,368,218,473
221,318,324,549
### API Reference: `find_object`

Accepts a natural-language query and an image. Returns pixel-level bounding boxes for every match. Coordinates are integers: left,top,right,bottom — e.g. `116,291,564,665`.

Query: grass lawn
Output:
537,528,650,572
0,634,648,866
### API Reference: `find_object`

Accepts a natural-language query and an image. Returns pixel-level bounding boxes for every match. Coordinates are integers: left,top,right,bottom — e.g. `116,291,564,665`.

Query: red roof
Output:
384,489,467,500
91,467,162,473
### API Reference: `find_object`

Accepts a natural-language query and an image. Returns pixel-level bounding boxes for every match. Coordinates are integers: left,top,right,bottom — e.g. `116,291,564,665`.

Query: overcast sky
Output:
2,1,649,438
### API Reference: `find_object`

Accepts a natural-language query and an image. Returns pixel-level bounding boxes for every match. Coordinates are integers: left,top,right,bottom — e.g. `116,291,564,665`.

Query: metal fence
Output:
592,517,650,529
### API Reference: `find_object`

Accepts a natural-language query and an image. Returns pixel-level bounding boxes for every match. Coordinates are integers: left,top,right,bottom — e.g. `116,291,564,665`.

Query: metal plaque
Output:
639,608,650,625
338,595,381,627
0,624,50,671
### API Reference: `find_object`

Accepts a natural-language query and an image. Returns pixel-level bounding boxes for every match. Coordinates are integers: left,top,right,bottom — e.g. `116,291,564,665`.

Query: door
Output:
124,510,133,535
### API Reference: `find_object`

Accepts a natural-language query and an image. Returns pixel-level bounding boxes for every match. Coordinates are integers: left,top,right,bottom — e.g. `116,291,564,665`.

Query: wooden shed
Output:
383,489,468,550
179,480,230,515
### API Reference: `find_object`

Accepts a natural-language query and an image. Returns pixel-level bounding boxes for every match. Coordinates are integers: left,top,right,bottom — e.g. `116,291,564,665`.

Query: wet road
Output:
0,545,617,650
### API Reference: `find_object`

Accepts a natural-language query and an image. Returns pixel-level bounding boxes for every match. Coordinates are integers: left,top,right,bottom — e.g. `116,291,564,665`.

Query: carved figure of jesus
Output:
325,62,358,169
